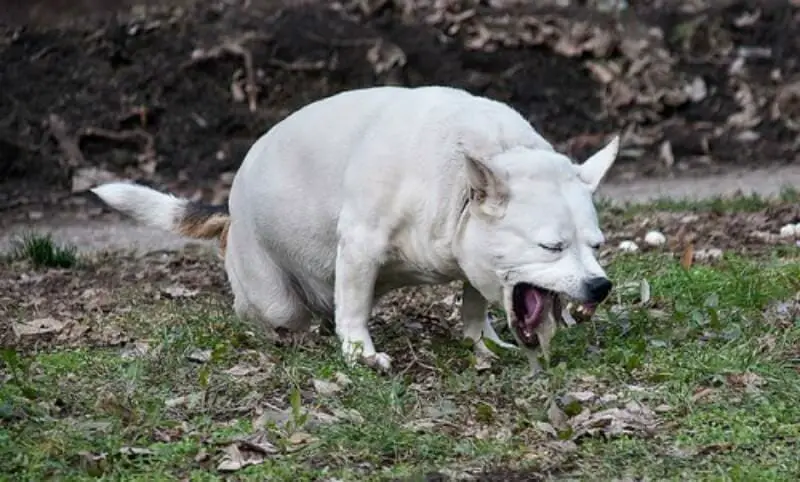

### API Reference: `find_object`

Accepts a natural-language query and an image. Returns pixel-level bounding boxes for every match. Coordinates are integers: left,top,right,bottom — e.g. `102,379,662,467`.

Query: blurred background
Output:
1,0,798,219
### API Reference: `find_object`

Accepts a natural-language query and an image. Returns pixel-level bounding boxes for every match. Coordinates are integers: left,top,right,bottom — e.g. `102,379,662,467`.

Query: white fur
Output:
93,85,619,373
91,182,187,231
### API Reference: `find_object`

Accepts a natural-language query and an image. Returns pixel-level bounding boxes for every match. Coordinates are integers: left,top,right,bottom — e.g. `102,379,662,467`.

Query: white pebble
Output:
779,224,796,238
643,230,667,247
618,240,639,253
695,248,723,261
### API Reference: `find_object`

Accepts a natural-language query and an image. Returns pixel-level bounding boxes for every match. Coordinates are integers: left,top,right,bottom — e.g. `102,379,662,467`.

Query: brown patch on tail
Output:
177,202,231,255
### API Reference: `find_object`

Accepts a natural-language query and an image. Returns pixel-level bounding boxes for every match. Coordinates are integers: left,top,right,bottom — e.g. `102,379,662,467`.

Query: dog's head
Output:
455,136,619,349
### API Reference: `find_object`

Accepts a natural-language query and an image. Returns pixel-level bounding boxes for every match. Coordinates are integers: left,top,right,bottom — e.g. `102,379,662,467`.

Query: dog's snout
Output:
584,277,612,303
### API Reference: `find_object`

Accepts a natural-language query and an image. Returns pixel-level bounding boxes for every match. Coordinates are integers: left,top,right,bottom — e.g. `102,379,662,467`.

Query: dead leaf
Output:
194,448,210,463
334,371,352,386
569,400,658,441
186,349,211,363
224,363,258,377
162,285,199,299
165,392,204,409
120,341,151,360
696,442,734,455
547,400,569,431
533,421,558,438
564,391,596,404
119,446,154,457
659,140,675,168
217,431,277,472
726,372,765,392
12,317,65,338
366,39,406,75
312,378,342,395
330,407,365,425
57,320,90,342
680,245,695,269
547,440,579,453
285,431,316,451
691,387,715,403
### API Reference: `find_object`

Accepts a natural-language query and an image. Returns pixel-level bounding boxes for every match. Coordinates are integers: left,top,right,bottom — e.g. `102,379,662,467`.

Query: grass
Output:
597,186,800,216
2,198,800,480
9,232,79,269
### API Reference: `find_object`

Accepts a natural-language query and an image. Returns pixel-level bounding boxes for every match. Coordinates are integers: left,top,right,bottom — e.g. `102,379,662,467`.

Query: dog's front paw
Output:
363,352,393,373
341,340,393,373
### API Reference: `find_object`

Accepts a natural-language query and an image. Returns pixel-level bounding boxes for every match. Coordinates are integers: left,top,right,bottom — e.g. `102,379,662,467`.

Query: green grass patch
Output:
2,250,799,480
9,231,79,268
597,186,800,216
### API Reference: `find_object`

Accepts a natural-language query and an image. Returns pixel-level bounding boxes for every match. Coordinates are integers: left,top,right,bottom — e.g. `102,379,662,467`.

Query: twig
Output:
77,126,156,162
182,33,271,112
47,114,86,168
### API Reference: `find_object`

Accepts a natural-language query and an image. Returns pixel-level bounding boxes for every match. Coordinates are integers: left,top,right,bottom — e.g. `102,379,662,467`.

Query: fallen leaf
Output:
330,407,365,425
217,431,277,472
333,372,352,386
726,372,765,392
691,387,715,403
120,341,151,360
696,442,734,455
251,407,291,430
569,400,658,441
194,448,210,463
680,245,695,269
312,379,342,396
119,446,154,457
224,363,258,377
162,285,199,299
533,421,558,437
286,431,316,451
564,391,596,404
547,440,579,453
547,400,569,431
12,317,65,338
186,349,211,363
165,392,204,409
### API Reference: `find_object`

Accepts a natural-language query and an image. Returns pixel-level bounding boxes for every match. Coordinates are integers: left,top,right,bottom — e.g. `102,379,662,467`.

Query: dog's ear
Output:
578,135,620,192
465,154,509,218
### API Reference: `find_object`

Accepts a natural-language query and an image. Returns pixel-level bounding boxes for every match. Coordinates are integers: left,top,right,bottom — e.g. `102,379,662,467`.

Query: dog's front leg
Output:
462,282,518,355
334,232,392,372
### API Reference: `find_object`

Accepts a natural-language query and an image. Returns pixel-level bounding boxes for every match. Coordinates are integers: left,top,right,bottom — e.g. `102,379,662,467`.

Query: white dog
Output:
92,85,618,373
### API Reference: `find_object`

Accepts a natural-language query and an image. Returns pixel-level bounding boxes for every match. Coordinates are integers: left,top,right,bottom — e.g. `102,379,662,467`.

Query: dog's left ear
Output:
465,153,509,219
577,135,620,192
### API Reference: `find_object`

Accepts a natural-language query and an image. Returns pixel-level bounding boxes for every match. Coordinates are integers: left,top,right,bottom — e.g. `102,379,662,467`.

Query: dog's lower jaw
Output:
461,283,519,369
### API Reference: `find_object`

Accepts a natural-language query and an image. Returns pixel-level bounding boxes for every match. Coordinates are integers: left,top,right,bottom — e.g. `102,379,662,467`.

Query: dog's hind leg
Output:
462,282,518,354
226,230,313,333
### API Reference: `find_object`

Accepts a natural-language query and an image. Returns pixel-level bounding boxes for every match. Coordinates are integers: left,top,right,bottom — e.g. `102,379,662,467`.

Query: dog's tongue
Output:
524,287,545,329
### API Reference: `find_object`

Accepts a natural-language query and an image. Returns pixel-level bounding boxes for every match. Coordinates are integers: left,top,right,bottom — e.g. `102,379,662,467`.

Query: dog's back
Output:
225,86,551,303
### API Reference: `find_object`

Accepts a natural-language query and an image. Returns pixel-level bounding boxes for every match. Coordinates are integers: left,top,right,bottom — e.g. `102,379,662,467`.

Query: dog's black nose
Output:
584,277,613,303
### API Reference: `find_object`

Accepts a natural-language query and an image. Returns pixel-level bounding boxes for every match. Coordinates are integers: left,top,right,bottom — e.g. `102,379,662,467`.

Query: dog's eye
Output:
539,243,564,252
590,243,602,250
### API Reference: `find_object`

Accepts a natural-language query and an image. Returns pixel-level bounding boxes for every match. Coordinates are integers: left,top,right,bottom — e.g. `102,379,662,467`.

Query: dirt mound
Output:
1,0,798,212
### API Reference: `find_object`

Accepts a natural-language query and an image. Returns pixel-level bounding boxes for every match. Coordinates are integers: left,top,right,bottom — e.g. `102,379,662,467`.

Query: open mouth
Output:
509,283,599,347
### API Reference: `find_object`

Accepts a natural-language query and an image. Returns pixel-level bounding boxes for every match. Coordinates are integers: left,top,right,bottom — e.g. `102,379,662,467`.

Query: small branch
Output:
47,114,86,168
77,126,156,162
182,33,270,112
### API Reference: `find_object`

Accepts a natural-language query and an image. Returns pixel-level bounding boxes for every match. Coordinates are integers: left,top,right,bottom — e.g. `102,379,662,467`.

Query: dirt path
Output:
2,164,798,255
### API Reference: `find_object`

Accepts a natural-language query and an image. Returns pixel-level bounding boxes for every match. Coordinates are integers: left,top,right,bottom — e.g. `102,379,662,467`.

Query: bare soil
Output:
1,0,799,221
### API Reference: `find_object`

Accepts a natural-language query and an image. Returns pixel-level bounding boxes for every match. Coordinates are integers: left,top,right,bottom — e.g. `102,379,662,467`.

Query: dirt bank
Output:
1,0,798,217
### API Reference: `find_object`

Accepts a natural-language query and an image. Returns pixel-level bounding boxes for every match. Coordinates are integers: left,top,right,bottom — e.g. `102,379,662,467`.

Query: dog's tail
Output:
91,182,231,252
